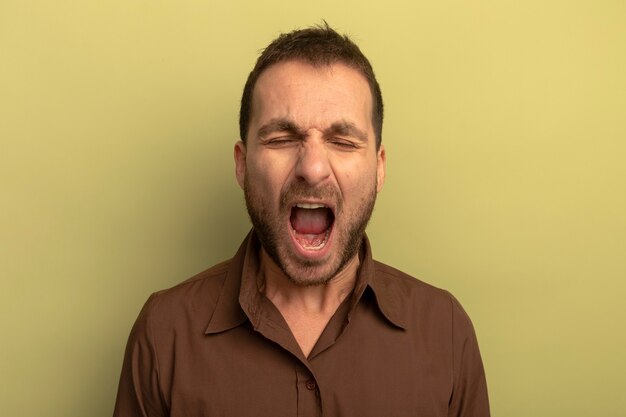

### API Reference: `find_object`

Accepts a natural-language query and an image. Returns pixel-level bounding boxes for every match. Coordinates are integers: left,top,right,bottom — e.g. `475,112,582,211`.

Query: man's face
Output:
235,60,386,286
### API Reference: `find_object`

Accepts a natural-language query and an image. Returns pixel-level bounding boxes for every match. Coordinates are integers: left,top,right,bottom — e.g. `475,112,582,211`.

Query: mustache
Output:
280,181,343,213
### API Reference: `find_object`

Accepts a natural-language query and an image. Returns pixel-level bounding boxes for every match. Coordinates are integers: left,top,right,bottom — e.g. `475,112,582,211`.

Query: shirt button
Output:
305,380,317,390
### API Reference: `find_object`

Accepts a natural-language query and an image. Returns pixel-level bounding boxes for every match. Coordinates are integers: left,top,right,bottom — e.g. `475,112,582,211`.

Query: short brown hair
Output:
239,23,384,148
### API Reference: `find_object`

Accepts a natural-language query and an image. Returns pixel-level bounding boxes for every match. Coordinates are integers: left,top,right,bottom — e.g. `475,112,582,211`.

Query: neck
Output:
260,250,360,315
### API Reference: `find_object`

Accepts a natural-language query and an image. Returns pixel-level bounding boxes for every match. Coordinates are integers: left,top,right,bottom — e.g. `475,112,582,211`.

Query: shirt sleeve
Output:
448,295,491,417
113,294,168,417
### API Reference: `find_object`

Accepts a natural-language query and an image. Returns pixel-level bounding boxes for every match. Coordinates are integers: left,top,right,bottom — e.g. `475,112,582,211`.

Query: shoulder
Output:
373,260,453,306
370,263,489,413
371,260,474,332
139,259,234,332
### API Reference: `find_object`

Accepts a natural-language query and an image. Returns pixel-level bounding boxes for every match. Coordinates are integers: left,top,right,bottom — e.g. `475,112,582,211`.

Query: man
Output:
113,24,490,417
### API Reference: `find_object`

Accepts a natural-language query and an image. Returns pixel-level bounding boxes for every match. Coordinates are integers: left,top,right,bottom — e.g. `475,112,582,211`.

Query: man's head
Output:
235,24,386,286
239,22,384,149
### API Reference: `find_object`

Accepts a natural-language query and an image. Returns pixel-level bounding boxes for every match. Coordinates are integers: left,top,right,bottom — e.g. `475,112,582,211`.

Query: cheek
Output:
248,157,291,197
332,158,378,198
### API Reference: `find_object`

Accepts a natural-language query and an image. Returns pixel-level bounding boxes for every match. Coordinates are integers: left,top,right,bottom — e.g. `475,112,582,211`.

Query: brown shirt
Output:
113,231,489,417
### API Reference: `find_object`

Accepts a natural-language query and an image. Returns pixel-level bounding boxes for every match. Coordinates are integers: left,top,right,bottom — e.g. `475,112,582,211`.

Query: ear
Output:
376,144,386,193
234,141,247,189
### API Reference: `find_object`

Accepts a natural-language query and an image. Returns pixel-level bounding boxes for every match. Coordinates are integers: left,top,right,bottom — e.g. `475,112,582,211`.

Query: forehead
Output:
250,60,374,133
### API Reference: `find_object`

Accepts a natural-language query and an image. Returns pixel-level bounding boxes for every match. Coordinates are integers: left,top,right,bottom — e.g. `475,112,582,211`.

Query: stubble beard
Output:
244,175,377,287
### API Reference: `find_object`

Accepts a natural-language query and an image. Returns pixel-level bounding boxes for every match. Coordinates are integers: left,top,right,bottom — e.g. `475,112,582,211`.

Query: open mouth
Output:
289,203,335,251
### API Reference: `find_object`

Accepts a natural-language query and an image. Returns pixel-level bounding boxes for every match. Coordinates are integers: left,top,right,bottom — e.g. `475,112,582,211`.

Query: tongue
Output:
290,207,332,235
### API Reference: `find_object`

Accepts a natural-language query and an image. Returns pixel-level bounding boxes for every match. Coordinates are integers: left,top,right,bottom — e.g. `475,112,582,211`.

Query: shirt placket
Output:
295,364,322,417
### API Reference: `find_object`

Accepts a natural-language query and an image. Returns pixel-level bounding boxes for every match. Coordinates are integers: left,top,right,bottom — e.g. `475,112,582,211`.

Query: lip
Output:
286,200,336,260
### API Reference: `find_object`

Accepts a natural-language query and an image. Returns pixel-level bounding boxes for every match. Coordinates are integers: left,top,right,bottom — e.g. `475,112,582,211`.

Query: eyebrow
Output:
325,121,369,143
257,118,369,143
257,118,302,139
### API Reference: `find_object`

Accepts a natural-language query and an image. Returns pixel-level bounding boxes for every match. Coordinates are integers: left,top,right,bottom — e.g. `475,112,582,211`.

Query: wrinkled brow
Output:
257,118,302,139
325,121,369,142
257,118,368,142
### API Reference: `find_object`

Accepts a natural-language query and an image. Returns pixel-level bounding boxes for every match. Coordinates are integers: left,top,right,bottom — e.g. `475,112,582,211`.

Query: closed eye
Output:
265,135,300,147
329,139,358,150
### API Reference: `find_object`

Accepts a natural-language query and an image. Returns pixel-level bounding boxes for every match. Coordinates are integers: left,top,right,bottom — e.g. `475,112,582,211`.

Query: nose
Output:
294,137,332,186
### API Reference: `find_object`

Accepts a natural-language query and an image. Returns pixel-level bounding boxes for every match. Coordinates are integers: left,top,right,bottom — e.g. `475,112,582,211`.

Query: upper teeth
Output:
296,203,326,209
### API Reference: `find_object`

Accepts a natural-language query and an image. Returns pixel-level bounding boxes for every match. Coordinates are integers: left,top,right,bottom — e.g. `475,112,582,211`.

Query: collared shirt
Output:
113,231,490,417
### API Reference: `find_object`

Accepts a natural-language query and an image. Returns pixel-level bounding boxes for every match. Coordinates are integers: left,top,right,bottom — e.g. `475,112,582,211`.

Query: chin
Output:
276,244,353,287
283,262,338,287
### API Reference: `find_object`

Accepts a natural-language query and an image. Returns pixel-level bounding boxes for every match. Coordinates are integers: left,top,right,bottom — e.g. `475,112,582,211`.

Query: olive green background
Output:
1,1,625,416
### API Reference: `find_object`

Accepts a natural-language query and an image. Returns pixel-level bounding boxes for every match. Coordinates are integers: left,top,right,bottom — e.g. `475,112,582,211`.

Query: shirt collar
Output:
353,234,407,329
205,230,406,334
